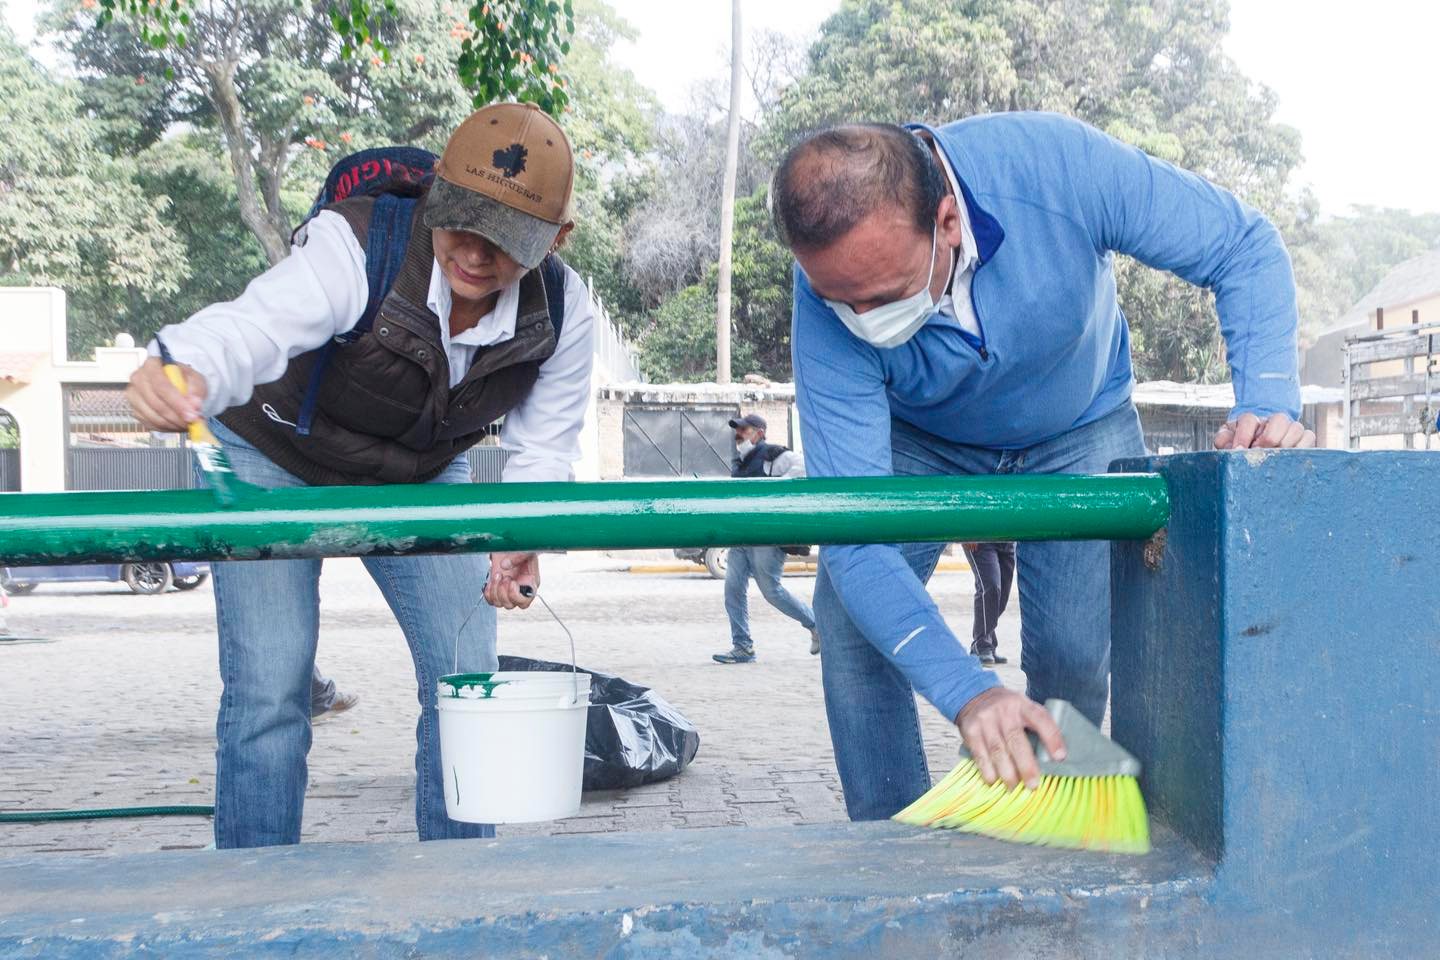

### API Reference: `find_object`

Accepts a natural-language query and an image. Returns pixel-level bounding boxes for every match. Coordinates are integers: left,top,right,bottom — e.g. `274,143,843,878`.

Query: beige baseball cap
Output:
423,102,575,269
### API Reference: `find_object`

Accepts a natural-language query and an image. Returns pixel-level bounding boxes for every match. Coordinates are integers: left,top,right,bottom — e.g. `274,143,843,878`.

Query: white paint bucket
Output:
436,671,591,824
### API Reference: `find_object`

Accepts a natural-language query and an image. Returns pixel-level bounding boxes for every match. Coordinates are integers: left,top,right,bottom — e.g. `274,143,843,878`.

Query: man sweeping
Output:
771,113,1315,821
126,103,594,848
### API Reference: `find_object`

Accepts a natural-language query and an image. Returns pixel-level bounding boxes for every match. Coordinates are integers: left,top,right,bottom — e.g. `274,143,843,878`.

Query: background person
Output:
960,541,1015,666
712,414,822,664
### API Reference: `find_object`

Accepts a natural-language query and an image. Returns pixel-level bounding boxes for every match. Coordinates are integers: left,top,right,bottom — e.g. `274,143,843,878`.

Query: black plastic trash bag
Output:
498,655,701,791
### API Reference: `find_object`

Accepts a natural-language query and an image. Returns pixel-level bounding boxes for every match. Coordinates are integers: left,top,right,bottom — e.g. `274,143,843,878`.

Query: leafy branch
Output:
92,0,576,116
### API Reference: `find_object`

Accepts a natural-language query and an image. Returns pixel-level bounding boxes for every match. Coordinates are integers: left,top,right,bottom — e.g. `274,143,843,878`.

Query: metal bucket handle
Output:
452,585,581,704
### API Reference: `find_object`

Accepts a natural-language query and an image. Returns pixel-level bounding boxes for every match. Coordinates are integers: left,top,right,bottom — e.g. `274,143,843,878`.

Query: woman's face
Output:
431,228,528,307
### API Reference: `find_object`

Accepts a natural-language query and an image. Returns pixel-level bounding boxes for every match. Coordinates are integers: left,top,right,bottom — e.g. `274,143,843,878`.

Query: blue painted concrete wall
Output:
1112,450,1439,954
0,822,1215,959
2,451,1434,958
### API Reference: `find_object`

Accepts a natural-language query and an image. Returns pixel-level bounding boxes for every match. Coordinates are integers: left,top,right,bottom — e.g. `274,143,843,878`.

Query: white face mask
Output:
736,439,756,458
823,223,952,349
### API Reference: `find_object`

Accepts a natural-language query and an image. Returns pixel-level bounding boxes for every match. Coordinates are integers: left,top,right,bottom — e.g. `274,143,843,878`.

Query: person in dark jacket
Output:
712,414,821,663
960,542,1015,665
125,103,595,849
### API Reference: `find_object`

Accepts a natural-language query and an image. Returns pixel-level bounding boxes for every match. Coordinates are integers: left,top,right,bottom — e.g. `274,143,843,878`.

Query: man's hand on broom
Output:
956,688,1067,791
485,552,539,610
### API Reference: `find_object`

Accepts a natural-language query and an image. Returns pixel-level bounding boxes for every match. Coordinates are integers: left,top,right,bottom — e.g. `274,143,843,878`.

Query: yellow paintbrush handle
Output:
161,362,219,445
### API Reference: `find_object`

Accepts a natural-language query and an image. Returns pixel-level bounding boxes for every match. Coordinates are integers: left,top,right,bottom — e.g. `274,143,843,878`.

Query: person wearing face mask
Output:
712,413,821,664
770,115,1317,821
124,103,595,849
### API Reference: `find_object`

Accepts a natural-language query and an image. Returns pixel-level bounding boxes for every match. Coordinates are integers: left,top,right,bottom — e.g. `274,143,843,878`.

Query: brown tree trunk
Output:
201,58,291,266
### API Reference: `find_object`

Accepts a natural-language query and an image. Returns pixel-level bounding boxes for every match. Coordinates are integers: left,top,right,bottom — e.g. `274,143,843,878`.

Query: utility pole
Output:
715,0,743,384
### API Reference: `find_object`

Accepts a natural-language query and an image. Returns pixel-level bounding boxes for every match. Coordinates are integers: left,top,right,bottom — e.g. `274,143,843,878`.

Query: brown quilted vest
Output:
217,196,560,485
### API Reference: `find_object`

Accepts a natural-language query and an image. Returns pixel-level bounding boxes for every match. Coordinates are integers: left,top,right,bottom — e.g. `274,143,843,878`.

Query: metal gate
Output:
1134,405,1230,454
465,445,511,483
0,409,18,492
63,386,194,491
622,406,737,477
1342,325,1440,449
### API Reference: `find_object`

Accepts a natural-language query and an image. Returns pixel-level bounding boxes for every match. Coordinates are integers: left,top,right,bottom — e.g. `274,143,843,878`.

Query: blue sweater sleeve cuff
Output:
929,667,1003,725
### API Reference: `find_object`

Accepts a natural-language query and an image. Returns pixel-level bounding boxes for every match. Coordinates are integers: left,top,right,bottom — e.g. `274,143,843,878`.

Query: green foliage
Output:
1293,205,1440,333
757,0,1309,383
640,282,757,384
118,135,272,347
90,0,574,116
0,19,185,356
455,0,573,113
54,0,483,263
729,187,795,377
547,0,657,330
0,413,19,449
639,188,788,383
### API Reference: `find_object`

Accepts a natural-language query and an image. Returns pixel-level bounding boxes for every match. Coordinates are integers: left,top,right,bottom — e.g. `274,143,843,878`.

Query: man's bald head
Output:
771,123,946,253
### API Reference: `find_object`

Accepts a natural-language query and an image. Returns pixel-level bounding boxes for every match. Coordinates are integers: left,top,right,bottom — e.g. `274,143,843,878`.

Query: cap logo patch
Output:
492,143,528,178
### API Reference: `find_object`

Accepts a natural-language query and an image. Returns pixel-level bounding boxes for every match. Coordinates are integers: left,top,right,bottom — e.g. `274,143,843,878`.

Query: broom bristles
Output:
893,758,1151,855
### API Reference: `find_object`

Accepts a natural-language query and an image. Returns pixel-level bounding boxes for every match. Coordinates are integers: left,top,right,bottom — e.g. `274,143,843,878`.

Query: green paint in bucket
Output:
438,672,511,699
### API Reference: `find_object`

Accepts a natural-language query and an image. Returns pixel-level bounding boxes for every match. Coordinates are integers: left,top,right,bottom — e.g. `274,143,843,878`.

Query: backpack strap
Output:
540,253,567,340
295,193,418,437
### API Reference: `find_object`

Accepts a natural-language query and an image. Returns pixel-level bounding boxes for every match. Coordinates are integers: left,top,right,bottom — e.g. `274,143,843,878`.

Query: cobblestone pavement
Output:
0,553,1024,857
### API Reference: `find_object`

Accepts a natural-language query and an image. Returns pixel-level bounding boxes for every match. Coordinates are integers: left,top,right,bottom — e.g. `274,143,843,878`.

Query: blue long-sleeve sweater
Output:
792,112,1301,722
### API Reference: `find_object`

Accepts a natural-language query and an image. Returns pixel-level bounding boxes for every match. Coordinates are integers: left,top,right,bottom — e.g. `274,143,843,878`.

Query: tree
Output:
637,186,790,382
56,0,650,336
90,0,576,114
119,134,273,346
545,0,658,330
0,19,185,355
759,0,1311,383
1292,205,1440,334
620,102,770,310
52,0,480,265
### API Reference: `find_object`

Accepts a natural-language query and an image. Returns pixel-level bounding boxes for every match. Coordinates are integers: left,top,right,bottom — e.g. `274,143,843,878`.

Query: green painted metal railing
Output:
0,475,1168,566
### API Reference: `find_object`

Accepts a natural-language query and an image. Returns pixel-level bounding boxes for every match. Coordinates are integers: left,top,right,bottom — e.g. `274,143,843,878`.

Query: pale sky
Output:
7,0,1438,214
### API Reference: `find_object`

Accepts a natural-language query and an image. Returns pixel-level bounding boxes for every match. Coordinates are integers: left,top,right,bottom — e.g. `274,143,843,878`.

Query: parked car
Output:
673,546,730,579
672,545,814,580
0,562,211,596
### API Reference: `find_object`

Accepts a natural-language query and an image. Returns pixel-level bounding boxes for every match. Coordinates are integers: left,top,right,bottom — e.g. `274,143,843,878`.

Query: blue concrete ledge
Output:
4,451,1436,959
1,822,1213,959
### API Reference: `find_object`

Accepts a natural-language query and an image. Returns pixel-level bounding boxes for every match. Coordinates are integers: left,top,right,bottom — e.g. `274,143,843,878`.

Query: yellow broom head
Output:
893,699,1151,855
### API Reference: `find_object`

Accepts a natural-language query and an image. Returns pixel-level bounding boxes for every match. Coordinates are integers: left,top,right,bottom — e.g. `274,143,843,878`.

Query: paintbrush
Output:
153,336,245,507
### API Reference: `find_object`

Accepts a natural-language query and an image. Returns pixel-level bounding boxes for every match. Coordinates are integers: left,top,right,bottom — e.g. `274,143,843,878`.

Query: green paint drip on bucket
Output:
439,673,510,698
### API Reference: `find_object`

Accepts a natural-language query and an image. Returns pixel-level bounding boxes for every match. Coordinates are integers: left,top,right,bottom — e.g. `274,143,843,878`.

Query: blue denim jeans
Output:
816,402,1147,820
724,546,816,651
201,419,497,848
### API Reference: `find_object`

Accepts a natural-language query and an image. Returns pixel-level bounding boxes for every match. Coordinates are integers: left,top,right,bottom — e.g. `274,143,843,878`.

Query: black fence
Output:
0,449,19,492
1136,405,1230,455
61,445,513,491
67,447,197,491
465,446,511,483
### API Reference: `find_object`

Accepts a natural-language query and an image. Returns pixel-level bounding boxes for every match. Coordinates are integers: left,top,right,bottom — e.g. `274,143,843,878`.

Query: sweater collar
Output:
905,122,1006,265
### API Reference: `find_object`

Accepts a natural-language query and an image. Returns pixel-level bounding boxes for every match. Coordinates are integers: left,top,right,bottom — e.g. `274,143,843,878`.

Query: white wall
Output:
0,288,147,491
